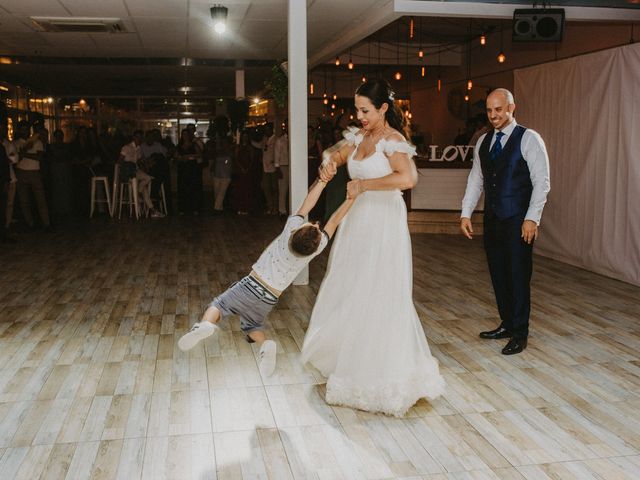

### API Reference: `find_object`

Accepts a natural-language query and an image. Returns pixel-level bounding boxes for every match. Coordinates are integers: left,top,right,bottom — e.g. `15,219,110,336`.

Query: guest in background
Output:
324,126,350,221
275,122,289,218
233,131,255,215
0,123,18,232
211,136,233,214
14,120,51,231
176,129,203,215
48,129,73,222
0,129,14,242
261,123,278,215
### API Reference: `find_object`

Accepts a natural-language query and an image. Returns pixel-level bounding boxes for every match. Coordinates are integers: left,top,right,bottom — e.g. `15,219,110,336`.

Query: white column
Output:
288,0,309,285
235,69,245,99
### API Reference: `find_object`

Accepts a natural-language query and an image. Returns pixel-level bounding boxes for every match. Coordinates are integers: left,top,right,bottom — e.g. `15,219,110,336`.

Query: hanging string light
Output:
418,17,424,58
480,33,487,45
310,81,314,95
421,66,426,77
437,48,442,92
323,68,328,104
466,24,473,92
497,22,506,63
396,26,402,80
335,56,340,66
409,17,414,39
348,48,354,70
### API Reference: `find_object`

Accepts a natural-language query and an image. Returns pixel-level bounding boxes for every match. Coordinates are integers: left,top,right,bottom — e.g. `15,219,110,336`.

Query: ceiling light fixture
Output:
210,5,228,34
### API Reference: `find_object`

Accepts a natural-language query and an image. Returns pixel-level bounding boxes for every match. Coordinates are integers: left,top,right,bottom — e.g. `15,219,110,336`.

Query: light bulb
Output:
394,71,402,80
421,66,425,77
497,52,506,63
467,79,473,90
480,34,486,46
348,59,354,70
335,56,340,66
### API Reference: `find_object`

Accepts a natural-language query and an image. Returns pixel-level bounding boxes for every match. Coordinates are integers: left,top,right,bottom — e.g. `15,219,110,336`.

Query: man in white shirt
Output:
274,124,290,218
119,130,164,218
261,123,278,215
460,88,550,355
14,121,51,230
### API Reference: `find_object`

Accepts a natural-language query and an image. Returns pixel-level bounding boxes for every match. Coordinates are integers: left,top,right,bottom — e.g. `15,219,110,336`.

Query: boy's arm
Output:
295,178,327,217
323,197,355,239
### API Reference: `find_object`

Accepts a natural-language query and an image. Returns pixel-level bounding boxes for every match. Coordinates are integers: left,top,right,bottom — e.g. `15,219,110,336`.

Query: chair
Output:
118,179,141,219
145,182,168,217
89,168,113,218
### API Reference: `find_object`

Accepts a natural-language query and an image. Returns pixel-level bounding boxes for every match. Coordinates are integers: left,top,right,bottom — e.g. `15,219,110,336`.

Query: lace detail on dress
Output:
325,355,445,417
343,126,364,146
376,138,417,158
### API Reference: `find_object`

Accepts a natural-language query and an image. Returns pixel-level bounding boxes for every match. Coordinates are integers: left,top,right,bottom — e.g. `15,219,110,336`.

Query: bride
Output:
301,79,445,417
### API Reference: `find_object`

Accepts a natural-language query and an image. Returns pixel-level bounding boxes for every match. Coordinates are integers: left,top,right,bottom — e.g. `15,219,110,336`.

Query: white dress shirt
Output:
262,135,276,173
274,134,289,167
461,120,551,225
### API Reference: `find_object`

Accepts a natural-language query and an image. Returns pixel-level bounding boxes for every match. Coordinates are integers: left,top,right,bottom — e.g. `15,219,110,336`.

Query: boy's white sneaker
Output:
259,340,277,376
178,322,219,351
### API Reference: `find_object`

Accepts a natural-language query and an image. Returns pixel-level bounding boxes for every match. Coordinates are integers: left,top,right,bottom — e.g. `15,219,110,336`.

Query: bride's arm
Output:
347,152,418,198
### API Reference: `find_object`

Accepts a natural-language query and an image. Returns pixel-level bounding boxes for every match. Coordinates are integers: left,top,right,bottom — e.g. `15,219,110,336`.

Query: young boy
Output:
178,175,352,376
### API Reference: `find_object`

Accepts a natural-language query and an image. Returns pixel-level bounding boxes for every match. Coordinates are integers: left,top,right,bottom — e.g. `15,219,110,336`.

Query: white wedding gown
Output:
301,131,445,417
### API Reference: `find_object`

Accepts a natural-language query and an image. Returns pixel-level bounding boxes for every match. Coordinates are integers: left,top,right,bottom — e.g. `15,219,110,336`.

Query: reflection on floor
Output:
0,215,639,479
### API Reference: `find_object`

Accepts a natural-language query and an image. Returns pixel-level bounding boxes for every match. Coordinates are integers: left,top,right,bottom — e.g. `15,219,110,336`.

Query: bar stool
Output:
118,177,141,220
89,170,113,218
145,182,168,217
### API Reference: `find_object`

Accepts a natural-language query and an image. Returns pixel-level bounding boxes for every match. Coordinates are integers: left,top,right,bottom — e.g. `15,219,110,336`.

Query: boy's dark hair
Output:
290,225,322,257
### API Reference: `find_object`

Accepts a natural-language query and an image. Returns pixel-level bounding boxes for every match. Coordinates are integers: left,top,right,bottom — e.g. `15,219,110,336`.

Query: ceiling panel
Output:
89,33,142,48
0,0,69,16
123,0,187,17
0,14,33,32
60,0,130,17
245,1,287,20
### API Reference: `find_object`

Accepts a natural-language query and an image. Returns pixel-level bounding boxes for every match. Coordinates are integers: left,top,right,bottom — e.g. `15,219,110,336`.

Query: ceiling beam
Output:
308,0,401,68
394,0,640,22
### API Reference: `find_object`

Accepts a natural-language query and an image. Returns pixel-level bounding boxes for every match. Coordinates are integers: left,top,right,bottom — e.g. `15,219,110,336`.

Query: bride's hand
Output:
346,179,364,199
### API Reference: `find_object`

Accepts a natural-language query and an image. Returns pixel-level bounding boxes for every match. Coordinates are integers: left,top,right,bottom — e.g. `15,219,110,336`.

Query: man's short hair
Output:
290,225,322,257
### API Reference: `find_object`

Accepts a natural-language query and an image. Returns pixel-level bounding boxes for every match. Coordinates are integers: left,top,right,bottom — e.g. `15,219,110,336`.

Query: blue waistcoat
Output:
479,125,532,220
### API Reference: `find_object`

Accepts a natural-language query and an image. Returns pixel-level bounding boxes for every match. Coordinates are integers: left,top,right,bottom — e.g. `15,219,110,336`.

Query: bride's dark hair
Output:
355,79,410,138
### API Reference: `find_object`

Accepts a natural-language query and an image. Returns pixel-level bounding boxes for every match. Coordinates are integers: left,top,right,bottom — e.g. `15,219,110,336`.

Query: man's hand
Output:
460,217,474,239
318,161,337,183
521,219,538,244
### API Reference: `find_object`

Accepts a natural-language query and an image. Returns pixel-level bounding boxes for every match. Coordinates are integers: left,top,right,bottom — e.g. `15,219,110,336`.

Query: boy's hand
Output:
319,161,337,182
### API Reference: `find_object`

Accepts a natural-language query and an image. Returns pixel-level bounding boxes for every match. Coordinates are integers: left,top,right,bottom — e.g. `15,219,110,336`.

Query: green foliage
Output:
264,62,288,108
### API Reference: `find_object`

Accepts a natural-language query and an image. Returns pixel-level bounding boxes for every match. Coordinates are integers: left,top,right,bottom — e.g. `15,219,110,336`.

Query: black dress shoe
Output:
479,326,512,339
501,337,527,355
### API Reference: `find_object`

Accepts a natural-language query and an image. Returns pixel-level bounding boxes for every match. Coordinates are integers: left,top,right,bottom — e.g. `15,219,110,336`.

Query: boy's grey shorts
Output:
209,275,278,342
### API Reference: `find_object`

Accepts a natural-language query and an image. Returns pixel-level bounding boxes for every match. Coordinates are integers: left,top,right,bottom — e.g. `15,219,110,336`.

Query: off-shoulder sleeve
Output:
377,138,417,158
343,127,363,146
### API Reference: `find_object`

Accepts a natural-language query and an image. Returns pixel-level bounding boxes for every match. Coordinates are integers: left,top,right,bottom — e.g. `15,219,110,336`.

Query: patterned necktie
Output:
490,131,505,161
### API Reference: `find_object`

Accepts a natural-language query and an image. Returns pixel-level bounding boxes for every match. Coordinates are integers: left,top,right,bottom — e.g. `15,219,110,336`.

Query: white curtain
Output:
514,43,640,286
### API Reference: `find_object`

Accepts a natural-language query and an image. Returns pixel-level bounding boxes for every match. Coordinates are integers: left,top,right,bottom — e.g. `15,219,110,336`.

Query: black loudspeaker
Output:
512,8,565,42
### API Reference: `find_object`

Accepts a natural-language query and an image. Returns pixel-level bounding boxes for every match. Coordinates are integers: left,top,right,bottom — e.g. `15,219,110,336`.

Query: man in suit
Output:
460,88,550,355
